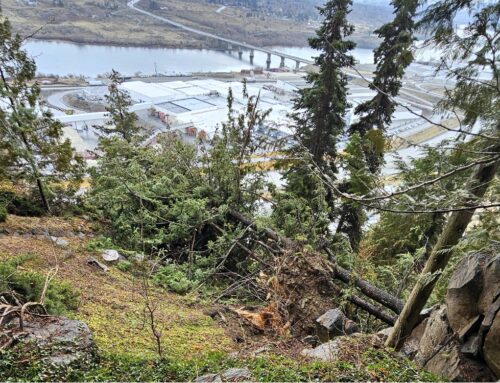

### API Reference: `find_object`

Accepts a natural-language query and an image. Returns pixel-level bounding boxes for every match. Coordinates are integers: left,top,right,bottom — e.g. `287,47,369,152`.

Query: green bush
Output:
116,260,132,272
0,255,79,314
0,190,45,217
153,263,197,294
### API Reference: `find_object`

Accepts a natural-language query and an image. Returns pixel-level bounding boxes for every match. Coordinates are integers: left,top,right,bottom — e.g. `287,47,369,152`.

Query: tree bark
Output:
323,247,404,313
386,154,500,349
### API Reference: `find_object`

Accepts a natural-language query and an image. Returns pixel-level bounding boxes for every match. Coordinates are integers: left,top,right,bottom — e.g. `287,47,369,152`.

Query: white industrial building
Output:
51,78,427,156
121,79,295,141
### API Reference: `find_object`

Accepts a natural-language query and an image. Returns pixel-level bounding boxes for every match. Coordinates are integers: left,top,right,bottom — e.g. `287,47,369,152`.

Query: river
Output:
24,40,376,77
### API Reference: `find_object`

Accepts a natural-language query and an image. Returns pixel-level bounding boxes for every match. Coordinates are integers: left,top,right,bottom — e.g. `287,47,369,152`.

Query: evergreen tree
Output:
0,13,84,213
285,0,355,220
95,70,141,143
386,0,500,350
336,0,420,249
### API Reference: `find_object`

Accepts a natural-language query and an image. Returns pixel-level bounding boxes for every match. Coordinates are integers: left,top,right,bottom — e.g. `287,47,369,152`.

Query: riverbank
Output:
25,34,380,51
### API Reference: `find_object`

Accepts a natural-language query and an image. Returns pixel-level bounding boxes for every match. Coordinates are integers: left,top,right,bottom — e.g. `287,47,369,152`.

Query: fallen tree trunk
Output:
323,247,404,314
330,284,396,325
228,209,403,317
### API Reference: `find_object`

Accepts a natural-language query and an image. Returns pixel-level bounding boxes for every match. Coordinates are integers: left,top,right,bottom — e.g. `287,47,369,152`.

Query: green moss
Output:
4,347,441,382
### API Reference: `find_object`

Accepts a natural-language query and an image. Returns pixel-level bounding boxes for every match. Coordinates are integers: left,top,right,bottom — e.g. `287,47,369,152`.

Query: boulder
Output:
195,368,253,383
410,305,496,381
425,340,495,382
376,327,393,341
344,319,360,335
50,236,69,248
445,253,484,334
221,368,253,382
301,338,343,361
316,308,346,341
479,255,500,313
195,374,223,382
10,316,96,374
414,306,450,365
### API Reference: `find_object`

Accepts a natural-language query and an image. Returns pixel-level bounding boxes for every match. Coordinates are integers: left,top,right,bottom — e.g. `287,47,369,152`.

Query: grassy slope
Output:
0,215,231,360
0,215,440,381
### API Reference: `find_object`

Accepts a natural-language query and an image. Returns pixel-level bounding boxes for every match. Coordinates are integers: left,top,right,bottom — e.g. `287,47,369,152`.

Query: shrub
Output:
153,263,196,294
0,255,79,314
116,260,132,272
0,190,45,217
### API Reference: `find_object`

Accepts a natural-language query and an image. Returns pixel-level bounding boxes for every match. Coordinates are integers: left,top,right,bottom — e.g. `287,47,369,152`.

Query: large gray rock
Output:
425,341,495,382
316,308,348,341
414,306,450,365
446,253,484,334
195,368,253,383
221,368,253,382
195,374,223,382
101,249,124,262
50,236,70,248
12,317,96,372
301,338,343,361
479,255,500,313
411,305,496,381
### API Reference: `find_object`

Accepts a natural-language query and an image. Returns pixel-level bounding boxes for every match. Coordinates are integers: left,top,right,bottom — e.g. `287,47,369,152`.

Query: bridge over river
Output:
127,0,314,70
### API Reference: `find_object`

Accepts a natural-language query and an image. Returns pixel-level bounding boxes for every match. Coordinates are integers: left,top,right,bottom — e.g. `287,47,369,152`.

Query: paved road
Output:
126,0,313,65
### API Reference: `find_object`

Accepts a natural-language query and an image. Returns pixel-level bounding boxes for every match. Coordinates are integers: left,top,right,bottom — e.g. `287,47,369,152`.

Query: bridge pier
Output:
249,49,254,65
266,53,271,70
280,56,285,68
228,44,232,54
295,60,301,70
238,49,243,60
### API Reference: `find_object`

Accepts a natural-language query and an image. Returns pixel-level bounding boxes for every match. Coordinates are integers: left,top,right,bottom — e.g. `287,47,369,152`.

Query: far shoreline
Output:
25,36,379,51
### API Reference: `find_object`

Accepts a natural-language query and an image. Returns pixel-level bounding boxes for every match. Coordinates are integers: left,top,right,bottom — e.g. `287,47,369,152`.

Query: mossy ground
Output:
0,215,440,381
0,215,231,361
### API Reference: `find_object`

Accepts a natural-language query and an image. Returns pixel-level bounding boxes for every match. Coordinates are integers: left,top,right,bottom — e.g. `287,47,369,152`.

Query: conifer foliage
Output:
0,15,84,212
286,0,356,207
337,0,420,249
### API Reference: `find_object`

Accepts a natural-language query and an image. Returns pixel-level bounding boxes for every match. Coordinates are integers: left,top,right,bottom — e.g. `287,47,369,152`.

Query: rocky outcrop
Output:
483,310,500,378
402,251,500,381
409,305,495,381
4,316,96,377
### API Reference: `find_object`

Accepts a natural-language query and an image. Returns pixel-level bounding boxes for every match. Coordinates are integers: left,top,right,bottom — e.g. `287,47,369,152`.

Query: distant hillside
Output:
4,0,392,49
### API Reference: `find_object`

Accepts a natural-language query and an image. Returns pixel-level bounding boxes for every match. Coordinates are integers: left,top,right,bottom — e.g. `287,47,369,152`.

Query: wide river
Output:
24,40,376,77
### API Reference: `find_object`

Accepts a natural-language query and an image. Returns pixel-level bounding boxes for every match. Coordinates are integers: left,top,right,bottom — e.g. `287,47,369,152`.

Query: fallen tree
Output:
227,209,400,326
